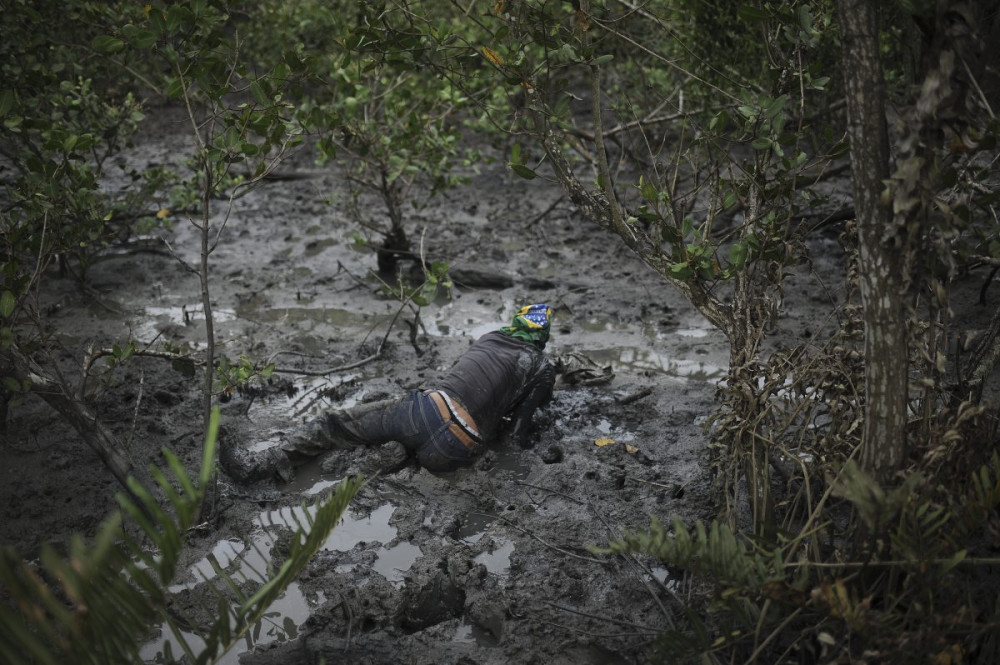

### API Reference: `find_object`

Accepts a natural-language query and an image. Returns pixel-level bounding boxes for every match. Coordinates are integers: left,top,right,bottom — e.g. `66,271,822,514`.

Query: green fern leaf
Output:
0,407,358,665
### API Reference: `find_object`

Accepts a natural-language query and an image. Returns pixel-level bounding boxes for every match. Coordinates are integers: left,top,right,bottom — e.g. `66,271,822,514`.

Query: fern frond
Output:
0,407,362,665
833,460,922,532
962,451,1000,533
596,516,777,590
890,501,954,562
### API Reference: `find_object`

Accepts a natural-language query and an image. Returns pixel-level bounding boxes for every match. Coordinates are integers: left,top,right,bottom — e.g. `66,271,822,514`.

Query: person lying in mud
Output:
223,304,557,483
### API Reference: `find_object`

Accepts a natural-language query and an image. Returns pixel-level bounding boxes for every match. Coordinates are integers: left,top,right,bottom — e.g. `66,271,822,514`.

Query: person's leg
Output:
410,395,479,471
283,391,479,473
279,398,402,457
331,393,427,450
338,391,480,470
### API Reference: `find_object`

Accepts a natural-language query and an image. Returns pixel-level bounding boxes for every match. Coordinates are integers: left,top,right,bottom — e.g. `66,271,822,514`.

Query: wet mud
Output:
1,104,849,664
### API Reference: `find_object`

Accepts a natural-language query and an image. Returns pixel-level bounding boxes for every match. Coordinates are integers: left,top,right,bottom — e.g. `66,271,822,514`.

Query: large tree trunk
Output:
837,0,909,480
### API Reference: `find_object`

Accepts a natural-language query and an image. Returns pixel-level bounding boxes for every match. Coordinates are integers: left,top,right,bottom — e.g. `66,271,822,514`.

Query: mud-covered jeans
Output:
321,391,479,472
387,391,482,470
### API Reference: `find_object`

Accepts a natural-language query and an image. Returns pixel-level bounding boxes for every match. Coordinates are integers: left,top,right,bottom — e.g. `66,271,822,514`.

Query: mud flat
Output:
1,104,849,664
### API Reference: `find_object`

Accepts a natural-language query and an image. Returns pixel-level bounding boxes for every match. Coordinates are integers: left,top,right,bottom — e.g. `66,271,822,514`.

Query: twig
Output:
513,481,585,505
404,317,423,356
271,353,381,377
625,475,688,495
571,108,724,142
743,607,803,665
589,499,676,628
338,588,354,648
30,212,49,291
616,386,653,405
543,601,661,633
488,513,609,565
335,260,375,292
524,195,565,229
968,254,1000,268
538,618,659,640
785,555,1000,569
159,235,200,274
962,57,996,120
269,350,324,361
126,369,145,453
80,284,125,315
83,347,201,381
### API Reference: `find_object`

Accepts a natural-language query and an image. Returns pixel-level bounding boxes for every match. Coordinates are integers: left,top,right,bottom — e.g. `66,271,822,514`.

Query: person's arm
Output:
506,362,556,444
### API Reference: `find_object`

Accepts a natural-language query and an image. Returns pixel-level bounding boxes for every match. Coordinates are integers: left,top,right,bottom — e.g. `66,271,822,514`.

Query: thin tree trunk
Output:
199,163,216,432
837,0,909,479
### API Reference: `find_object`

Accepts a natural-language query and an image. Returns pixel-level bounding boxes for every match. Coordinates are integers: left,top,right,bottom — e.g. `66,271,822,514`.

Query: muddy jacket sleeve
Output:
505,361,555,444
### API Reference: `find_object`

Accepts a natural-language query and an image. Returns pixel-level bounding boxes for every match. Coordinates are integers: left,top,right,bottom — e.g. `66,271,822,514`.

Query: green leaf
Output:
0,90,15,118
681,216,693,239
737,6,769,22
639,175,657,203
765,94,788,119
510,163,537,180
751,137,772,150
810,75,830,90
797,5,814,31
591,54,614,66
728,242,749,270
777,132,798,146
250,80,269,106
165,77,184,100
91,35,126,54
0,291,14,318
709,111,729,132
668,263,694,280
200,408,220,489
224,125,240,149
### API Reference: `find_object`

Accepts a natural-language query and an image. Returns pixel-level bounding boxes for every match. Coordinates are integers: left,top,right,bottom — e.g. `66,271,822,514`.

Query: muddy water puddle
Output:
587,346,725,382
143,498,409,663
576,313,727,381
453,620,500,646
141,581,321,664
473,538,515,575
118,288,726,387
143,456,521,662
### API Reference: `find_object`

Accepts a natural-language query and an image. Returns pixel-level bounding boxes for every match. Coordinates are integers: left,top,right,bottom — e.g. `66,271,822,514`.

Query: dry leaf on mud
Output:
594,437,615,447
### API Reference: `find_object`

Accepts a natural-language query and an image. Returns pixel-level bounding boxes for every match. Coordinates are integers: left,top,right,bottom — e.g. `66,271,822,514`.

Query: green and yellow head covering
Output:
500,303,553,348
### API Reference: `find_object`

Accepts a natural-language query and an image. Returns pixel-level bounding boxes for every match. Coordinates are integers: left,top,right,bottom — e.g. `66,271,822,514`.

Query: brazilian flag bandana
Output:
500,303,553,348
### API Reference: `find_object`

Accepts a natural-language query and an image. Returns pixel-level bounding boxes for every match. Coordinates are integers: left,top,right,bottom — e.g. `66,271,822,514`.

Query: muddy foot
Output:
219,435,294,484
338,441,409,479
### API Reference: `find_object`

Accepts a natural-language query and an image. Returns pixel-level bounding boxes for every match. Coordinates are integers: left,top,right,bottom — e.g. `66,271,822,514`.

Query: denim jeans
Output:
364,391,478,472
